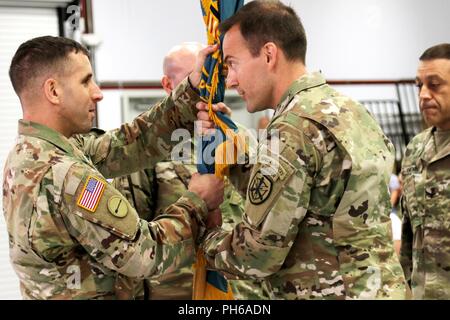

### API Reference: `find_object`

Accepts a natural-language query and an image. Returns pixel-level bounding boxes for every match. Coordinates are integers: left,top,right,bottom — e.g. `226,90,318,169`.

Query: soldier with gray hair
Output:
400,43,450,299
196,0,408,299
3,35,224,299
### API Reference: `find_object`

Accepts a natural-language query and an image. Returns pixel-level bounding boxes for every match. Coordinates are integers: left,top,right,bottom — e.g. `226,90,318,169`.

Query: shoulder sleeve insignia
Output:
107,195,128,218
76,175,106,212
248,170,273,205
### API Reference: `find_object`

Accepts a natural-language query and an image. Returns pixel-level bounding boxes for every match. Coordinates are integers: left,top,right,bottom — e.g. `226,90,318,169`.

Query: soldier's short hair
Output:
419,43,450,61
219,0,307,63
9,36,89,96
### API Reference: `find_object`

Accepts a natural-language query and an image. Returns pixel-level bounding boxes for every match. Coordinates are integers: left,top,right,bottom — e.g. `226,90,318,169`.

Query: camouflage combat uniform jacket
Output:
114,144,273,300
202,72,407,300
2,79,208,299
400,127,450,299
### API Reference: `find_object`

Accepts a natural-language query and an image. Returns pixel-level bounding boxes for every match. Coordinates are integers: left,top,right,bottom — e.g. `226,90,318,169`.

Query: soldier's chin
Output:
246,102,258,113
78,123,93,134
423,114,437,127
247,103,268,114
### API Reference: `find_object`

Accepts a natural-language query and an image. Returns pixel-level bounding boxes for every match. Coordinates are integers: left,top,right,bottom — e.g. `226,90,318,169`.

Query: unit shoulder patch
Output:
248,170,273,205
107,195,128,218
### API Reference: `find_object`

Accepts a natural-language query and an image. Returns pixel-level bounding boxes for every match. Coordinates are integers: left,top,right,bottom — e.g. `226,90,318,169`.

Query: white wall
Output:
92,0,206,82
294,0,450,79
97,90,123,130
92,0,450,82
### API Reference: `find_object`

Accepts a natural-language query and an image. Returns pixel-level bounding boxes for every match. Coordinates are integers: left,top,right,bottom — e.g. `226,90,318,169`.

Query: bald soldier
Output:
196,1,407,299
2,36,224,299
113,42,272,300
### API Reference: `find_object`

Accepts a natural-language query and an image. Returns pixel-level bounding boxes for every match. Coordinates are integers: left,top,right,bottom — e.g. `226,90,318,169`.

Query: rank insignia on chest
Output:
77,176,106,212
248,170,273,205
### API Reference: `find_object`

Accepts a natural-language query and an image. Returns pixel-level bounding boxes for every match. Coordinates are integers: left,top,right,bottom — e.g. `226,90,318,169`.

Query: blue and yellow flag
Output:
193,0,244,300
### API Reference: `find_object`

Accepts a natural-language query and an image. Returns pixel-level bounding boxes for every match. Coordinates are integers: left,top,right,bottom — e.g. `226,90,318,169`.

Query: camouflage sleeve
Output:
201,122,321,278
399,195,413,284
55,162,208,278
77,78,200,178
153,161,196,216
112,169,156,222
71,128,106,148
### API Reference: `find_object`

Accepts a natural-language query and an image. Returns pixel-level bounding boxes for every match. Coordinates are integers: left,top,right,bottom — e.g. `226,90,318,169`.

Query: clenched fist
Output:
188,173,224,210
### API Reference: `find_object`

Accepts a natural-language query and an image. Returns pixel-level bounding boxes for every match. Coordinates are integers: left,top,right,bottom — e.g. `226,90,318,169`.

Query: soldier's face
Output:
416,58,450,130
223,25,274,113
58,52,103,136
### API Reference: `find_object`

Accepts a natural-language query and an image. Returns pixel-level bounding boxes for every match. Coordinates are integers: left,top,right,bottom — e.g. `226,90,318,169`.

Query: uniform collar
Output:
416,126,450,165
431,127,450,163
275,71,327,117
18,120,76,155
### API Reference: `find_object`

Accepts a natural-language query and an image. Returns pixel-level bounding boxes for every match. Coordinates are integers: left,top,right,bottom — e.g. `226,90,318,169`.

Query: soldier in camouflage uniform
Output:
196,0,408,299
113,43,272,300
400,43,450,299
2,36,224,299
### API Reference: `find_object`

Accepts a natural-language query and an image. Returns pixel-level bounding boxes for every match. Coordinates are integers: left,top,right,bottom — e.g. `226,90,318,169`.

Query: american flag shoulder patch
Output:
77,175,106,212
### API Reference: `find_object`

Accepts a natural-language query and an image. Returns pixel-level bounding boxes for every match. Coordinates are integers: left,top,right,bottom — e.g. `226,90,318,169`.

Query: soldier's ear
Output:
43,78,61,105
161,75,173,95
262,42,278,69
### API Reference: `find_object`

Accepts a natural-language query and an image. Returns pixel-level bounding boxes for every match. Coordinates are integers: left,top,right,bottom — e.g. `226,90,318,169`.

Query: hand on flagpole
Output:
188,173,224,210
189,44,219,88
195,101,232,136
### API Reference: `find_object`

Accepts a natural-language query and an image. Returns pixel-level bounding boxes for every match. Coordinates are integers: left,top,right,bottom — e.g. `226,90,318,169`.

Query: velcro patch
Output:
77,176,106,212
248,171,273,205
245,143,299,228
107,195,128,218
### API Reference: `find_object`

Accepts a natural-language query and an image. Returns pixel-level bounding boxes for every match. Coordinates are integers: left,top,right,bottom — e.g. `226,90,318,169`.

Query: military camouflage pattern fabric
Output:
2,79,208,299
202,72,408,300
400,127,450,299
111,165,156,223
114,143,273,300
